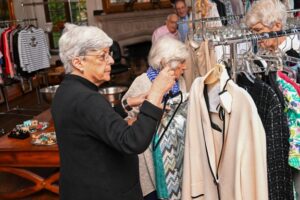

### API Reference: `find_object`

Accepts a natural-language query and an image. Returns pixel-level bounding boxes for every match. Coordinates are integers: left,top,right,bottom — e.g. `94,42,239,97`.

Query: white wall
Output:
87,0,104,26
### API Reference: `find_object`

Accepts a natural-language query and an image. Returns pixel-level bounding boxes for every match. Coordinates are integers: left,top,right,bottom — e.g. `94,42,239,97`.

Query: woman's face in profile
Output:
174,60,187,79
82,48,114,85
251,22,283,51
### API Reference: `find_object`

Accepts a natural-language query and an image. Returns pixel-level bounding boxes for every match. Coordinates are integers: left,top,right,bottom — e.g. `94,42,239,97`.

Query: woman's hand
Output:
147,66,176,107
126,117,137,125
127,93,148,107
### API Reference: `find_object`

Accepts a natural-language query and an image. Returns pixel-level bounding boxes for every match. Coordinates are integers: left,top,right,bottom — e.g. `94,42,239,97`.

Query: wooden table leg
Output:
0,167,59,199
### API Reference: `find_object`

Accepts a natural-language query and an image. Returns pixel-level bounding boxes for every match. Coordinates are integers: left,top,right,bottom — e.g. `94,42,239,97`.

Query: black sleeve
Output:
79,94,163,154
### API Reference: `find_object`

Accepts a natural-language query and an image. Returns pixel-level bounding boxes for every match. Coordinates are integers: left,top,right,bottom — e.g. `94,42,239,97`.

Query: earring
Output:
79,68,84,73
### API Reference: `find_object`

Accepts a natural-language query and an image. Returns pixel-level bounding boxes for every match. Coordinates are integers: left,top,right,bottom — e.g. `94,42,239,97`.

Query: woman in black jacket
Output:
51,23,176,200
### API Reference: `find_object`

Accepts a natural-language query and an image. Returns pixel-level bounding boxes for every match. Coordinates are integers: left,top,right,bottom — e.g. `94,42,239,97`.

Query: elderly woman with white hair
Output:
51,24,177,200
245,0,300,52
121,36,189,200
245,1,299,200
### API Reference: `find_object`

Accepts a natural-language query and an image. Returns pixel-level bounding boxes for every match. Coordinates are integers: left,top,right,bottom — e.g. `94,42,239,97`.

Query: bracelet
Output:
122,99,132,111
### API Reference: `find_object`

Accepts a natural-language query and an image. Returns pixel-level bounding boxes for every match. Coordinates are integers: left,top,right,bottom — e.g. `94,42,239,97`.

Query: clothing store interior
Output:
0,0,300,199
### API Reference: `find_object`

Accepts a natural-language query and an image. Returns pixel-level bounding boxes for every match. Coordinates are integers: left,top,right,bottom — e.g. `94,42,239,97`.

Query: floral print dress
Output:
277,72,300,170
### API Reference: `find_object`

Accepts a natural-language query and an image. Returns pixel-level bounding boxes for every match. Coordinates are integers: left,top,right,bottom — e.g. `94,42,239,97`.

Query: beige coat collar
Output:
202,64,232,114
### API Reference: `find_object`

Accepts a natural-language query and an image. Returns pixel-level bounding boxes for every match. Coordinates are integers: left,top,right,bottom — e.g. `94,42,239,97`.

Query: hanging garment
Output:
1,27,15,77
12,28,35,78
237,75,294,200
0,50,3,84
193,0,222,28
277,72,300,170
18,27,50,72
182,65,268,200
212,0,227,25
178,15,189,42
222,0,235,25
152,94,188,200
295,0,300,11
230,0,244,15
278,71,300,96
217,0,235,25
184,39,217,90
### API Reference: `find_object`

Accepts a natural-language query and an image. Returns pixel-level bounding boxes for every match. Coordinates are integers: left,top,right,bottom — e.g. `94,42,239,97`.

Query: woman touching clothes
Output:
51,24,177,200
121,36,189,199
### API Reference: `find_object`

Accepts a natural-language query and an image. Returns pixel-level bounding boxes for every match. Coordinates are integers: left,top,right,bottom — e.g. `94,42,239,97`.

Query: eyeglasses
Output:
84,51,114,62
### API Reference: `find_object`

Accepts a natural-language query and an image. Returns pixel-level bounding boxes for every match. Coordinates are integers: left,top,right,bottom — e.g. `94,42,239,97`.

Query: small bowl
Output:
99,86,128,106
40,85,59,104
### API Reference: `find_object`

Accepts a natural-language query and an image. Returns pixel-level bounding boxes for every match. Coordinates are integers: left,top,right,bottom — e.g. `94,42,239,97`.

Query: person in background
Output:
175,0,190,42
245,0,300,199
121,36,189,200
152,14,181,44
245,0,299,52
51,23,177,200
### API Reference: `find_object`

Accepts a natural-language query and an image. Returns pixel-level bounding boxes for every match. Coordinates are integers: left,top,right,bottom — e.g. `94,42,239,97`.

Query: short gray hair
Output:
148,36,189,70
167,13,178,21
245,0,287,28
59,23,113,73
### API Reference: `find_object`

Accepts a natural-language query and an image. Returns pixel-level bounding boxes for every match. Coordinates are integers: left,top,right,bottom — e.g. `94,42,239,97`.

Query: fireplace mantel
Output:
95,8,173,53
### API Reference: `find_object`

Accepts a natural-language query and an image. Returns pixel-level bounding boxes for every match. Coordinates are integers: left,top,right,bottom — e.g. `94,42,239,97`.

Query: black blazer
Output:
237,75,293,200
51,75,163,200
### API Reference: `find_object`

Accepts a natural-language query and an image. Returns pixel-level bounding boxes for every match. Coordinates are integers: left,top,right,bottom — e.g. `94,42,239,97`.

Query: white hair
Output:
59,23,113,73
245,0,287,28
167,13,178,21
148,36,189,70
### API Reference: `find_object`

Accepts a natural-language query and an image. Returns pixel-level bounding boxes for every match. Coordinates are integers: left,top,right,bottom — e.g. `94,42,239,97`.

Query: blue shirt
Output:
178,15,189,42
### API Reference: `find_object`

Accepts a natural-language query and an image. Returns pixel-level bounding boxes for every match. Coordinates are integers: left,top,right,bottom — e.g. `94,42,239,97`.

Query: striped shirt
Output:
18,27,50,73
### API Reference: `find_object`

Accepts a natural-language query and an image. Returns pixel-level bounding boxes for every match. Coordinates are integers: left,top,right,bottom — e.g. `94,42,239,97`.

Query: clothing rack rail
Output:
179,8,299,25
208,27,300,81
0,18,37,24
177,14,244,24
0,18,37,25
211,27,300,46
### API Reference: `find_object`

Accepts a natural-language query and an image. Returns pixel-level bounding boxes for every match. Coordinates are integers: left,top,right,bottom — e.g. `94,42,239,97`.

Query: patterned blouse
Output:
277,72,300,170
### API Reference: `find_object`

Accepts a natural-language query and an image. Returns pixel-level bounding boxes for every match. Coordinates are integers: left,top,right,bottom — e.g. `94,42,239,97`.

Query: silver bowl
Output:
40,85,59,104
99,86,128,106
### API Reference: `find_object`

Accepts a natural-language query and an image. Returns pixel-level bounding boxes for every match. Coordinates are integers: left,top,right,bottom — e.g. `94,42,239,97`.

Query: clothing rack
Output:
208,27,300,81
177,14,244,24
179,8,299,26
0,18,37,26
0,19,48,116
211,27,300,45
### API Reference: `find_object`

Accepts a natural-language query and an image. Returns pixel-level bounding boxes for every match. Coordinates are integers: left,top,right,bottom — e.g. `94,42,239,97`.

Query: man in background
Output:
152,14,180,44
175,0,189,42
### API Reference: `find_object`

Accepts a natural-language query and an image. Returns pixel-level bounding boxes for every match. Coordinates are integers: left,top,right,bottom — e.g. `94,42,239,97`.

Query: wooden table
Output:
0,109,60,199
